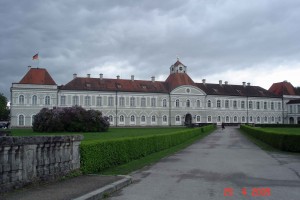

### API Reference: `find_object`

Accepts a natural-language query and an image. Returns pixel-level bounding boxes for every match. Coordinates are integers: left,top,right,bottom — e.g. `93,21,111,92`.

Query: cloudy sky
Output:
1,0,300,99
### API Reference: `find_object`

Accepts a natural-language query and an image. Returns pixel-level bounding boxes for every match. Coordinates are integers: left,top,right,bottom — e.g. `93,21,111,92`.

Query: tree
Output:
0,93,10,121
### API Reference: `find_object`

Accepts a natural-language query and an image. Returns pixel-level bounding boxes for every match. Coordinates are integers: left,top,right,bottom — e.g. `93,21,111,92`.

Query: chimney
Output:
225,81,228,85
28,66,31,70
219,80,222,86
202,79,206,84
242,82,246,87
131,75,134,81
99,73,103,80
151,76,155,82
73,73,77,79
87,74,91,78
247,82,251,86
117,75,120,79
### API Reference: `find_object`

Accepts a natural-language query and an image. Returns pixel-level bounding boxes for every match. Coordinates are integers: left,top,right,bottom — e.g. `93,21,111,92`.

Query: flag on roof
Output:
32,53,39,60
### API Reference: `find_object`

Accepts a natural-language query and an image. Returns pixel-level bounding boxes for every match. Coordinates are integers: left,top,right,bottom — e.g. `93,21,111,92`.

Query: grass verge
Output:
100,128,215,175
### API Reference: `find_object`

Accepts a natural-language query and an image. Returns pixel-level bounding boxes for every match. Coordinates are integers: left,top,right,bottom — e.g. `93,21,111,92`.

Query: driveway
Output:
108,126,300,200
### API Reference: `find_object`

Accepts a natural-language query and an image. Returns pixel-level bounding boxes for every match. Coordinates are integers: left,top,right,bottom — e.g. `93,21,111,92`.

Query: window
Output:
45,96,50,105
271,102,274,110
256,102,260,109
175,99,180,107
162,99,167,107
163,115,168,122
241,101,245,109
278,102,281,110
298,105,300,114
217,116,221,122
130,115,135,122
119,97,125,107
233,100,237,108
119,115,125,122
257,116,260,123
289,105,293,113
108,97,114,106
207,116,212,122
151,115,156,122
196,115,201,122
141,115,146,123
73,96,79,105
225,116,230,123
96,97,102,106
197,100,201,107
278,116,281,122
264,102,267,109
151,98,156,107
271,116,275,122
207,100,211,108
217,100,221,108
31,115,35,125
32,95,37,105
130,97,135,107
249,101,253,109
234,116,238,122
19,95,25,105
60,96,66,106
84,96,90,106
108,115,113,122
242,116,245,122
264,116,268,123
19,115,25,126
140,98,146,107
225,100,229,108
175,115,180,122
249,116,253,122
186,99,190,107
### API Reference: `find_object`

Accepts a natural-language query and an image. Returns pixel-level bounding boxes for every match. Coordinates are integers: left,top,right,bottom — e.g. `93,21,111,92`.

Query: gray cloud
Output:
1,0,300,99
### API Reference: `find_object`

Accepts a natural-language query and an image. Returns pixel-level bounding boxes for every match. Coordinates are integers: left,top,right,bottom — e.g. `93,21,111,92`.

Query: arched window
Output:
141,115,146,123
207,100,211,108
242,116,245,122
186,99,190,107
19,115,25,126
234,116,238,122
175,115,180,122
217,100,221,108
32,95,37,105
226,116,230,122
162,115,167,122
32,115,35,125
249,116,253,122
151,115,156,122
19,95,24,105
196,115,201,122
162,99,167,107
207,116,212,122
257,116,260,123
119,115,124,122
264,116,268,123
130,115,135,122
175,99,180,107
217,116,221,122
45,96,50,105
197,100,201,107
108,115,113,122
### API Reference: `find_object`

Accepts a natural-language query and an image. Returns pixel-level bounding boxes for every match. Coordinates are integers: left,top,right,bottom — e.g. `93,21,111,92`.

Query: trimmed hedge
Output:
80,125,215,174
240,125,300,152
254,124,300,128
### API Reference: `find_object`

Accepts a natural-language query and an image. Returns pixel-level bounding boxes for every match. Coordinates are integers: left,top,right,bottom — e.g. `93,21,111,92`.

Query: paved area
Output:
108,127,300,200
1,175,131,200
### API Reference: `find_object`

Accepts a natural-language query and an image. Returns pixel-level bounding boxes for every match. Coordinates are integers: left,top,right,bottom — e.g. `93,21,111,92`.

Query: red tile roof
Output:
19,68,56,85
268,81,296,95
165,73,195,91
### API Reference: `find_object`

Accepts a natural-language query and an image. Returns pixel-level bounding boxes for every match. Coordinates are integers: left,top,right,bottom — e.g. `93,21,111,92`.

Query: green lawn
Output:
10,127,188,142
258,128,300,135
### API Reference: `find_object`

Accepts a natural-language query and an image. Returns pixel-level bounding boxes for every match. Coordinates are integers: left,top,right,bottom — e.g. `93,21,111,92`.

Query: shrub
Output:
240,125,300,152
32,106,110,132
80,125,215,174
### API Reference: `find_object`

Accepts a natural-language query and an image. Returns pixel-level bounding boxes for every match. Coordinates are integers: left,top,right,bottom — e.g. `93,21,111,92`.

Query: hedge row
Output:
240,125,300,152
254,124,300,128
80,125,215,174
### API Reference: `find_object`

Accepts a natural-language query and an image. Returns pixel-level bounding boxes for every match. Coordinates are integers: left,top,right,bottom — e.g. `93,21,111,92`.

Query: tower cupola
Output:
170,58,187,74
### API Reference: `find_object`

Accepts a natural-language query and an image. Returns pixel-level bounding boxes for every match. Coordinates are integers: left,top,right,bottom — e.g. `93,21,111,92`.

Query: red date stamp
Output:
224,187,271,197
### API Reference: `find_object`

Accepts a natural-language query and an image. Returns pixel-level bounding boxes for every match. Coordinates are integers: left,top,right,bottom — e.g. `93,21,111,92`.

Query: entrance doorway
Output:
184,113,192,126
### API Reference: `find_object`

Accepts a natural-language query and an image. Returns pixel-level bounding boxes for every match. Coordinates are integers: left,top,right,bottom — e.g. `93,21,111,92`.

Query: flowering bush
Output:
33,106,110,132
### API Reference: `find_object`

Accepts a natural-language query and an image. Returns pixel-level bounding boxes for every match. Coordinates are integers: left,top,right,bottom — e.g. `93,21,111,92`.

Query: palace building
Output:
10,59,300,127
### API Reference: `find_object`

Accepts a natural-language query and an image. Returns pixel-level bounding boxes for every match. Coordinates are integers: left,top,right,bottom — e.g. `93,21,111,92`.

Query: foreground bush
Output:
240,125,300,152
80,125,215,174
33,106,110,132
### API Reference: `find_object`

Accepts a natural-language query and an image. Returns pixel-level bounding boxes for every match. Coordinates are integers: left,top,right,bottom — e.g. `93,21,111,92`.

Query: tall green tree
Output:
0,93,10,121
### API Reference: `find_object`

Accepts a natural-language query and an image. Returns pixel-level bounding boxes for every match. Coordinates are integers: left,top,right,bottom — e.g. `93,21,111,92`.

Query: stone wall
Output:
0,135,83,192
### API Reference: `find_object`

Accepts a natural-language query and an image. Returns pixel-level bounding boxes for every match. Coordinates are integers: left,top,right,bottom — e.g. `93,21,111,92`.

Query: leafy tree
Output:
0,93,9,121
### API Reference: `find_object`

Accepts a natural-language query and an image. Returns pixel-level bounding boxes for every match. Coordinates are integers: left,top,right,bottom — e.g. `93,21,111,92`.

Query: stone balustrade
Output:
0,135,83,192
